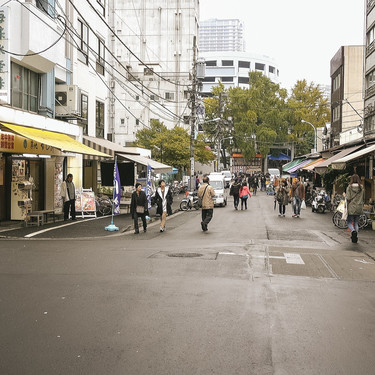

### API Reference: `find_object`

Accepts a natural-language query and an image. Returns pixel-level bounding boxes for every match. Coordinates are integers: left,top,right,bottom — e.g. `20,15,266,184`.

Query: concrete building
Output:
199,18,245,53
108,0,199,145
0,1,111,222
200,51,280,96
330,45,365,147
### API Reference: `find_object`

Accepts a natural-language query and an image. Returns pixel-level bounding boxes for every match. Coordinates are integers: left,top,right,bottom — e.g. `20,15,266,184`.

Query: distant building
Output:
200,51,280,96
330,45,364,147
199,19,245,53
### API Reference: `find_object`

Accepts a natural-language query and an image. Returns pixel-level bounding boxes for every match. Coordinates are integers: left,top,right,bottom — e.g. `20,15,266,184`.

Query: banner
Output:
146,164,152,210
113,159,121,215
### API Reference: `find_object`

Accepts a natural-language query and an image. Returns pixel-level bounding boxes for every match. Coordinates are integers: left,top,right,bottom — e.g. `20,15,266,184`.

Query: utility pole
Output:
189,36,197,192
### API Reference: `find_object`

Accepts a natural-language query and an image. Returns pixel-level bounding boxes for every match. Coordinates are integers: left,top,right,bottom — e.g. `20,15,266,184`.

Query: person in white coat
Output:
61,174,76,221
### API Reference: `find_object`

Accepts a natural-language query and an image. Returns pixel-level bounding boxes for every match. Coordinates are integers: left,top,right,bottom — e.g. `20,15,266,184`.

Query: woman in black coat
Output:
130,183,149,234
154,180,173,232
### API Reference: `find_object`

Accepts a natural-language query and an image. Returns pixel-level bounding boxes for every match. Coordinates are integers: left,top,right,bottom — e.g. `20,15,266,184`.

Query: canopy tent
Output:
1,122,110,157
282,158,304,172
331,144,375,170
286,159,314,174
267,153,291,161
117,153,172,173
314,145,362,174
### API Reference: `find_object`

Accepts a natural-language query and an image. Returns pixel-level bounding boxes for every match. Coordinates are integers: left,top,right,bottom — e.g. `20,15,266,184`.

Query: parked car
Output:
208,174,227,207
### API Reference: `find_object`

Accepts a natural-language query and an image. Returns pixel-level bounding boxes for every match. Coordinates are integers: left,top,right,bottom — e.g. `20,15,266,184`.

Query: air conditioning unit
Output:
55,84,80,117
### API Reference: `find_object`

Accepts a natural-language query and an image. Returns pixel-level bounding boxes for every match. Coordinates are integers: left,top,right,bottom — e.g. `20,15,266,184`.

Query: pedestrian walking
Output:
197,175,215,231
261,175,266,191
239,181,251,210
61,173,76,221
130,183,149,234
195,175,200,190
346,174,365,243
275,180,289,217
252,176,259,195
291,178,305,218
229,178,241,210
155,179,173,232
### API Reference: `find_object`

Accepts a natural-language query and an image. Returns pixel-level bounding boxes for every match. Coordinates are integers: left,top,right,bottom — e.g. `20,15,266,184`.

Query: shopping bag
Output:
341,200,348,221
301,200,306,210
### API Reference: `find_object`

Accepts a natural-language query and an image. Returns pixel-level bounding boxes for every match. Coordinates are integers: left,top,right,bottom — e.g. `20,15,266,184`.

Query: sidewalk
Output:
0,195,184,240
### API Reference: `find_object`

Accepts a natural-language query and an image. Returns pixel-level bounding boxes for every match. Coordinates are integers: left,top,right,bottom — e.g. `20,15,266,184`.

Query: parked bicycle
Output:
332,199,371,229
96,195,113,216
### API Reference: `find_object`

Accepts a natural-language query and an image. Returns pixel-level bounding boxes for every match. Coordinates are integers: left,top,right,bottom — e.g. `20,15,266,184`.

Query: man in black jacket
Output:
230,179,241,210
130,183,149,234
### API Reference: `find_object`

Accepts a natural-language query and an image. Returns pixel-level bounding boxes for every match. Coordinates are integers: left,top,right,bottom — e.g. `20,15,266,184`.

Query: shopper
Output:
346,174,365,243
275,180,289,217
239,181,251,210
130,183,149,234
61,173,76,221
230,178,241,210
155,179,173,232
197,175,215,231
291,178,305,218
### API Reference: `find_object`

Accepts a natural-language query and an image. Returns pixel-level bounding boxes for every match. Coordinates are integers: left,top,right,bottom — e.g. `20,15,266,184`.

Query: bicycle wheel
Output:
180,200,189,211
99,199,112,215
332,211,348,229
358,214,367,229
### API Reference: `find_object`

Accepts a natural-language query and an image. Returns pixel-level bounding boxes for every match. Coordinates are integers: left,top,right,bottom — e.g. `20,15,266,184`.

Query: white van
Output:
221,170,232,188
208,174,227,207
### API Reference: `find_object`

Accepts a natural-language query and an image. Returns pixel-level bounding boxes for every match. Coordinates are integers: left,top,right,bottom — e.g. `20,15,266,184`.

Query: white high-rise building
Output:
199,18,245,53
109,0,199,146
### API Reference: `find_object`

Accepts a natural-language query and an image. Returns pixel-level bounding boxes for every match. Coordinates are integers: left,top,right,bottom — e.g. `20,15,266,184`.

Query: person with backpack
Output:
346,174,365,243
239,181,251,210
197,175,215,231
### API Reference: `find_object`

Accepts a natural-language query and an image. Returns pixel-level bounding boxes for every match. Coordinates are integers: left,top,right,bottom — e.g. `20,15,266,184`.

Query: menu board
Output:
75,189,96,217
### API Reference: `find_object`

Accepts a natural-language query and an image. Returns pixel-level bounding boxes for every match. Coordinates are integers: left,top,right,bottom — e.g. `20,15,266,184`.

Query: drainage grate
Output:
167,253,203,258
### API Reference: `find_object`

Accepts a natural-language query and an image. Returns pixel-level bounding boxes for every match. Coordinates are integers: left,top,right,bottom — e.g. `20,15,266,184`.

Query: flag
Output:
113,159,121,215
146,164,152,210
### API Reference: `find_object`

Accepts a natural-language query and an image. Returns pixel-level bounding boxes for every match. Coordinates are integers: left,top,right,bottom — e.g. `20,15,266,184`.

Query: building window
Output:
332,74,341,91
36,0,56,18
332,105,340,121
238,76,249,84
144,67,154,75
203,77,215,82
364,114,375,134
97,0,105,16
222,60,234,66
136,119,140,126
183,115,190,124
11,62,38,113
269,66,275,74
255,63,265,71
78,19,89,64
96,38,105,75
80,93,88,135
205,60,217,67
165,92,175,100
221,77,233,82
238,61,250,69
96,100,105,138
120,118,125,125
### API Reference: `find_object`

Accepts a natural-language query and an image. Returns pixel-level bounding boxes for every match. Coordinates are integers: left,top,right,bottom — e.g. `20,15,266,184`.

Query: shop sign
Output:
0,131,62,155
0,7,9,103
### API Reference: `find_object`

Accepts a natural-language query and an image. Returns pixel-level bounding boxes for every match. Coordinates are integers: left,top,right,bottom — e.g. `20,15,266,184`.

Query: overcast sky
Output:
199,0,365,91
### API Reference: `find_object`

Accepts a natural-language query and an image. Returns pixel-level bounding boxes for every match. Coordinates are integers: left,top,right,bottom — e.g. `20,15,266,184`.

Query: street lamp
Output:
301,120,317,153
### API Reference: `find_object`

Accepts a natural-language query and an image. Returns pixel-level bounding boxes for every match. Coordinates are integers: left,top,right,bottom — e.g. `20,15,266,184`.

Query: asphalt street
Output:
0,191,375,375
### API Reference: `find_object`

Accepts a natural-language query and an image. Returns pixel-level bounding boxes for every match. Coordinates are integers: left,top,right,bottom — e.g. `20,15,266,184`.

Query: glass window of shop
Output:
96,100,104,138
11,62,38,113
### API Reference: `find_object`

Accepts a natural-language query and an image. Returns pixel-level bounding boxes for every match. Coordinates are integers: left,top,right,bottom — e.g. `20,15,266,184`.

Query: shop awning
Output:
282,158,304,172
267,153,291,161
331,144,375,170
301,158,325,171
117,153,172,173
1,122,111,157
286,159,314,173
314,145,362,174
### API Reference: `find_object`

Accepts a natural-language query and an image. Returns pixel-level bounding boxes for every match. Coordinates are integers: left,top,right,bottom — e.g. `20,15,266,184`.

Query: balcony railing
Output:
365,84,375,98
368,0,375,13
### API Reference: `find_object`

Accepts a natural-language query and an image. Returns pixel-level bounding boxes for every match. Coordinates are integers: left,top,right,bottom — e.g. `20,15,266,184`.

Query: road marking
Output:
284,253,305,265
316,254,340,279
354,259,374,265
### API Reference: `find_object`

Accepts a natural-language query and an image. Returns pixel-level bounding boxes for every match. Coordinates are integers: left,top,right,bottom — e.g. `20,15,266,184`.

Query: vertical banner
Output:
113,159,121,215
146,164,152,210
0,7,9,103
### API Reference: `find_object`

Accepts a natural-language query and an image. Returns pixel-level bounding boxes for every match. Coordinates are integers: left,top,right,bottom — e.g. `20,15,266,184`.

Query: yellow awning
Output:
0,122,111,158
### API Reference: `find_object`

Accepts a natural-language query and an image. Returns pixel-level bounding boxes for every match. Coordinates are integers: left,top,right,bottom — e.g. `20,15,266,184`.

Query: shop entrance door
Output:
29,160,44,211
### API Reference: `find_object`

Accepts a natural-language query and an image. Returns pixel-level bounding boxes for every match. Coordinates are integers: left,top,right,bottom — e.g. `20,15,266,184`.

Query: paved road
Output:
1,192,375,374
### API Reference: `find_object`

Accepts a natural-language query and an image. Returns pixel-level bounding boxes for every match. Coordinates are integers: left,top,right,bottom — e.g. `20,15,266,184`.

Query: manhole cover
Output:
167,253,203,258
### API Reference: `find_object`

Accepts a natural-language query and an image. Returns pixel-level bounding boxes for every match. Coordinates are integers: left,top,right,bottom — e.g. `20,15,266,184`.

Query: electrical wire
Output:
83,0,191,88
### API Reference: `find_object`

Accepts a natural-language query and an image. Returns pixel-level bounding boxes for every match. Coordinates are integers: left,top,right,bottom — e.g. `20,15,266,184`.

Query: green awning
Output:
282,158,304,172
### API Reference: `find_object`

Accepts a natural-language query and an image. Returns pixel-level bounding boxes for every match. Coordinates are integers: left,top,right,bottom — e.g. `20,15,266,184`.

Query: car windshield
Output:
210,181,224,189
223,172,231,178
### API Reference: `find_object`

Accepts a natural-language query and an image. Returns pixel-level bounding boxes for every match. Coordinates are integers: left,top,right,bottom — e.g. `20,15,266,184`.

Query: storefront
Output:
0,123,110,222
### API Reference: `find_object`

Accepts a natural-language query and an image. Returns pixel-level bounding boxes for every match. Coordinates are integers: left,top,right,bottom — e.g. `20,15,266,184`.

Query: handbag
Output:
301,200,306,210
136,205,145,214
242,194,248,199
